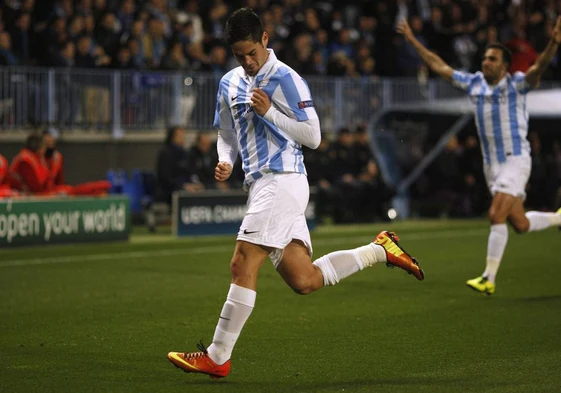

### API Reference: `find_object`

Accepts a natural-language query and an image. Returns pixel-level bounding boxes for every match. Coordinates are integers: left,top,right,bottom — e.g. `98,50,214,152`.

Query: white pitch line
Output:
0,228,488,268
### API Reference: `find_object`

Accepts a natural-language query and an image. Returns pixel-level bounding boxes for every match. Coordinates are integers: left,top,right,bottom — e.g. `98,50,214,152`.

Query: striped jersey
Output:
213,49,318,187
451,70,532,165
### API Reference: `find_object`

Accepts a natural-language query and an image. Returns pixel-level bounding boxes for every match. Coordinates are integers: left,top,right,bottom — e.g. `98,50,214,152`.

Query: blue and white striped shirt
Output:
213,49,318,187
451,70,532,165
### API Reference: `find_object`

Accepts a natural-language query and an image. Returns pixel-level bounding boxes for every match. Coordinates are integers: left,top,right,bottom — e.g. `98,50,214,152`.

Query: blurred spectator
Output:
329,28,354,60
142,17,167,68
283,33,315,75
43,129,111,195
458,134,487,217
526,131,550,210
117,0,136,34
126,37,147,68
424,6,454,66
180,0,204,44
204,1,229,41
304,134,337,223
328,127,362,223
11,12,31,64
144,0,172,38
75,34,96,68
0,153,18,198
76,0,93,16
68,15,85,41
111,45,134,69
96,11,121,58
357,159,395,222
0,31,18,65
92,0,108,23
52,41,79,126
189,132,228,190
7,133,49,194
353,123,376,174
155,126,202,206
200,44,229,79
396,15,427,77
161,40,188,70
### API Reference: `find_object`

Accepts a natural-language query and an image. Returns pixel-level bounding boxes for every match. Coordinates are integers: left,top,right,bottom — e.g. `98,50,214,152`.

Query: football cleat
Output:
167,341,231,380
374,231,424,280
466,276,495,296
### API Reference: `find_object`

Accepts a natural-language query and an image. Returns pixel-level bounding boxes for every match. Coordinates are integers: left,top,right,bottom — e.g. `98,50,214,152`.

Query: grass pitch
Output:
1,219,560,393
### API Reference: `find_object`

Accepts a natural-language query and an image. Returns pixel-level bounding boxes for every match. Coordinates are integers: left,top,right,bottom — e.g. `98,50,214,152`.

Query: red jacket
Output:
46,150,64,187
8,148,50,193
0,154,8,186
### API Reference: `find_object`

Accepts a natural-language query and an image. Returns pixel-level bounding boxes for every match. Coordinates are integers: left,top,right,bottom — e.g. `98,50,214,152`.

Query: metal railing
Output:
0,66,559,135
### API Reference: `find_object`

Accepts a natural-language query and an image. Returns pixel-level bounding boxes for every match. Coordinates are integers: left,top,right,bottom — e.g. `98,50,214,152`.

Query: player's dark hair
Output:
485,43,512,65
225,8,264,46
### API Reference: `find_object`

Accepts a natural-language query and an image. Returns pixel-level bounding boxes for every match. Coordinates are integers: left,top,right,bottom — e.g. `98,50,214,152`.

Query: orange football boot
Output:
374,231,424,280
167,341,231,380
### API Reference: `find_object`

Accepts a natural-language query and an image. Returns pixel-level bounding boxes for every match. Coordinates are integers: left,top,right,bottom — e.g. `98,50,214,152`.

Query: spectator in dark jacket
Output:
155,126,202,205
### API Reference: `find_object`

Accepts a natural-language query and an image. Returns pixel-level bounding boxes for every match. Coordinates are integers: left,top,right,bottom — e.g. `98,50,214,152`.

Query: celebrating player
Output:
167,8,424,379
397,17,561,295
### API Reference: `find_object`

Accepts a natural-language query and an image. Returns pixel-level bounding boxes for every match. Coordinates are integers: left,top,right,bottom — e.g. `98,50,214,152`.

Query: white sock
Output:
526,211,561,232
312,243,387,286
207,284,256,365
483,224,508,283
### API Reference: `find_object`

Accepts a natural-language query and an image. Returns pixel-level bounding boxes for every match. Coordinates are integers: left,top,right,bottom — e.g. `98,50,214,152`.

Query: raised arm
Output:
525,16,561,88
396,20,454,82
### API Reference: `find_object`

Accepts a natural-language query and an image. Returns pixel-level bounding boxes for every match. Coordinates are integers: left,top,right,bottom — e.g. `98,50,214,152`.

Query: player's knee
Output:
511,220,529,234
229,251,249,280
288,276,315,295
488,210,506,225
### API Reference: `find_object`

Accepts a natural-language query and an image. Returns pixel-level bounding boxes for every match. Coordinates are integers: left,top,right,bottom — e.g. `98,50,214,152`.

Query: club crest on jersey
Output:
298,100,314,109
258,79,269,87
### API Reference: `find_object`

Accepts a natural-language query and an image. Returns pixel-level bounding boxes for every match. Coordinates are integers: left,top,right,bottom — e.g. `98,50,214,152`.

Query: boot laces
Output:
184,340,209,360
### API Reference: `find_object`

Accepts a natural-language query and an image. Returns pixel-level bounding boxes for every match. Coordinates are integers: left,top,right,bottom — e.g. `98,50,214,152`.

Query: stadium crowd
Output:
1,0,560,79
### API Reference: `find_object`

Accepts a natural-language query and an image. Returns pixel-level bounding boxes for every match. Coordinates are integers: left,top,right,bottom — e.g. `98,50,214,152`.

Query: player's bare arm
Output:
396,20,454,82
525,15,561,88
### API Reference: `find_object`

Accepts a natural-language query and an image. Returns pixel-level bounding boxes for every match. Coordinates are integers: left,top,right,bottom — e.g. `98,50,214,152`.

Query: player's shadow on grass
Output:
207,376,479,391
521,295,561,302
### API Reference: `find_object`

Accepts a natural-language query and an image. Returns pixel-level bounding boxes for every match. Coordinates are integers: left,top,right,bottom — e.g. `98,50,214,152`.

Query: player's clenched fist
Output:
250,88,271,116
214,161,233,181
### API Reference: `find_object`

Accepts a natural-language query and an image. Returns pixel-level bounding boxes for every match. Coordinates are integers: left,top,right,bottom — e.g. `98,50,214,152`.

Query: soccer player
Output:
397,17,561,296
167,8,424,379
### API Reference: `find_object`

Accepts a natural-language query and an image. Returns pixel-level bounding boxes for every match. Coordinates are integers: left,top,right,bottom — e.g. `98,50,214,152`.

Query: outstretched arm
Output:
396,20,454,82
525,16,561,88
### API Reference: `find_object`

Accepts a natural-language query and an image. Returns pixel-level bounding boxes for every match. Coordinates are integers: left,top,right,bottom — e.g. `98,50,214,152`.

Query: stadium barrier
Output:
172,189,316,237
0,195,130,247
11,66,556,134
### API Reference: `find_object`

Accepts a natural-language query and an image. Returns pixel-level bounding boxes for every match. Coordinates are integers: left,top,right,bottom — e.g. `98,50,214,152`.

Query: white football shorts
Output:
237,172,312,269
484,154,531,200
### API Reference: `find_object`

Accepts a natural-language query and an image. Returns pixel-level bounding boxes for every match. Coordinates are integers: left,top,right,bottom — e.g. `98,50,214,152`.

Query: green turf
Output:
1,220,560,393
